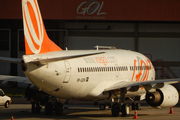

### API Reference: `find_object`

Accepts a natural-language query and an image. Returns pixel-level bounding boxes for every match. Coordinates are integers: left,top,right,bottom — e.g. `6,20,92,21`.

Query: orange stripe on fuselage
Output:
145,60,150,81
141,60,147,81
131,59,137,81
136,60,143,82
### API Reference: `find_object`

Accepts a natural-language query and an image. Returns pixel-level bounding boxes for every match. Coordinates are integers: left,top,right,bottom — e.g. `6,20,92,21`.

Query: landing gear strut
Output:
132,102,141,110
131,96,141,110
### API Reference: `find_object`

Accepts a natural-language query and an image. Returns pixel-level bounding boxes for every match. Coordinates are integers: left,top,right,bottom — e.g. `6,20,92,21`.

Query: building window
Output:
0,30,10,51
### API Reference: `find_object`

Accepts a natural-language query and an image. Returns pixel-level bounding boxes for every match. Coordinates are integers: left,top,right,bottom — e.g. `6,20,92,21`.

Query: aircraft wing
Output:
104,78,180,92
0,75,32,85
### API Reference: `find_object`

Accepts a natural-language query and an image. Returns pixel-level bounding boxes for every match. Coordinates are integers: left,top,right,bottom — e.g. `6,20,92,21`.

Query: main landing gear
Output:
111,88,130,117
45,102,64,116
111,102,130,117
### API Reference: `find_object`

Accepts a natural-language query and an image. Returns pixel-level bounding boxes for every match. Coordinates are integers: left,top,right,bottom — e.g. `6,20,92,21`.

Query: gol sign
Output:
77,0,106,15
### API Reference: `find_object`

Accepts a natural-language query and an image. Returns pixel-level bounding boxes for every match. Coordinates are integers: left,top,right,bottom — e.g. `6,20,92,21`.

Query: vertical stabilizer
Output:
22,0,62,55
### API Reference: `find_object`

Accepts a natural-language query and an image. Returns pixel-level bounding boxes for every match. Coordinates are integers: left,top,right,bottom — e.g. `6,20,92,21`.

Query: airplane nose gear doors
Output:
63,61,71,83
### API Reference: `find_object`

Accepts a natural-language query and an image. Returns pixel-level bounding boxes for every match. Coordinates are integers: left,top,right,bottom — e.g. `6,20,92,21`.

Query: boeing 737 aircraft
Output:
0,0,180,117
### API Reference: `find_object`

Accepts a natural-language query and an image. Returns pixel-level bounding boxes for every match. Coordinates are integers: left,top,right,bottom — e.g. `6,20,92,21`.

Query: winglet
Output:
22,0,62,55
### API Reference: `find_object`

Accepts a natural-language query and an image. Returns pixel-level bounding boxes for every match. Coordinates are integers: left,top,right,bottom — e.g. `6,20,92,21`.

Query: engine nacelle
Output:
146,84,179,107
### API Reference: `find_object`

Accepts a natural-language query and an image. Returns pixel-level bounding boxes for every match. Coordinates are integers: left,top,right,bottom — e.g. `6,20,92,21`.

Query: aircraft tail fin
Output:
22,0,62,55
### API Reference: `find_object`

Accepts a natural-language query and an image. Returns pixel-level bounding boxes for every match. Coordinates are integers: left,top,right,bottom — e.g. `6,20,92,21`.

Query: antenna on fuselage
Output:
95,45,99,50
94,46,116,50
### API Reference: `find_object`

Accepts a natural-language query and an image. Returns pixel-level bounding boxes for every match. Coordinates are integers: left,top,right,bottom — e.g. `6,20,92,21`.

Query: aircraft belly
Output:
126,88,146,97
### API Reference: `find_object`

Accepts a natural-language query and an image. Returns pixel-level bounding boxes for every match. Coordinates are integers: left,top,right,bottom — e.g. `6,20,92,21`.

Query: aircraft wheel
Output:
99,104,106,110
121,104,130,117
111,103,120,117
45,102,53,115
54,102,63,116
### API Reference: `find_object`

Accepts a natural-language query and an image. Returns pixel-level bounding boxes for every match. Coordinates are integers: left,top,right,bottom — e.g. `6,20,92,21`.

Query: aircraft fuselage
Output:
23,49,155,101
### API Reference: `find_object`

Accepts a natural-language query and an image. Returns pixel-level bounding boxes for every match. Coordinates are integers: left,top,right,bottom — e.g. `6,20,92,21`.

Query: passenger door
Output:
63,61,71,83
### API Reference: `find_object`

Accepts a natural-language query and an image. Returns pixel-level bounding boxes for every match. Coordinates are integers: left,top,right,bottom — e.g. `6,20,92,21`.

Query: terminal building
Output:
0,0,180,82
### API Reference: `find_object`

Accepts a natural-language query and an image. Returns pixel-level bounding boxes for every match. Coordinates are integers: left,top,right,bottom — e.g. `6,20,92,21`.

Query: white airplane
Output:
0,0,180,117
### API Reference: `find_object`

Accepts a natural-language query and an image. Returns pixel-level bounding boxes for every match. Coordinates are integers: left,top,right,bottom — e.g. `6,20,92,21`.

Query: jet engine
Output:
145,84,179,107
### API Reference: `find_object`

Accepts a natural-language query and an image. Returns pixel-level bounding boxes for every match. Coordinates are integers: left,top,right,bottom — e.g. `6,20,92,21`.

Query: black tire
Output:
111,103,120,117
121,104,130,117
5,101,9,108
45,102,53,115
54,102,63,116
99,104,106,110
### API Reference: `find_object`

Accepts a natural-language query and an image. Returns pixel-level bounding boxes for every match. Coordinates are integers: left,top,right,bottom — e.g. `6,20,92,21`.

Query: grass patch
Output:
1,87,26,96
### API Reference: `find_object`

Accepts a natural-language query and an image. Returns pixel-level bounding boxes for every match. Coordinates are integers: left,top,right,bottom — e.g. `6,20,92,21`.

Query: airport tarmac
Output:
1,104,180,120
0,96,180,120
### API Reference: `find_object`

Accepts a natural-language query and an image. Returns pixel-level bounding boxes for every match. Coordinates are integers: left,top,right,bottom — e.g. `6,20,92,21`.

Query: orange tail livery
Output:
22,0,62,55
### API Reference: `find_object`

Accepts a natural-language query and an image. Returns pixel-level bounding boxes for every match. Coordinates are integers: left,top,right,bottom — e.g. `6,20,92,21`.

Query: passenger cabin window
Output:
77,65,131,73
129,66,151,71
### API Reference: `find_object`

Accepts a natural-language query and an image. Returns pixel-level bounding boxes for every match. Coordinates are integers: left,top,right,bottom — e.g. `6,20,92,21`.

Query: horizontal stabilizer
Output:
0,57,22,64
28,52,106,64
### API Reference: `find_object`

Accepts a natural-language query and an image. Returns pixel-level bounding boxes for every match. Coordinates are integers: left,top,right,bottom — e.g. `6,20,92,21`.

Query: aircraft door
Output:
63,61,71,83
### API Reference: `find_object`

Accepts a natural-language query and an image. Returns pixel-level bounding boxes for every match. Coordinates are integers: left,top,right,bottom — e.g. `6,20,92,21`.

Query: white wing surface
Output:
104,78,180,92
